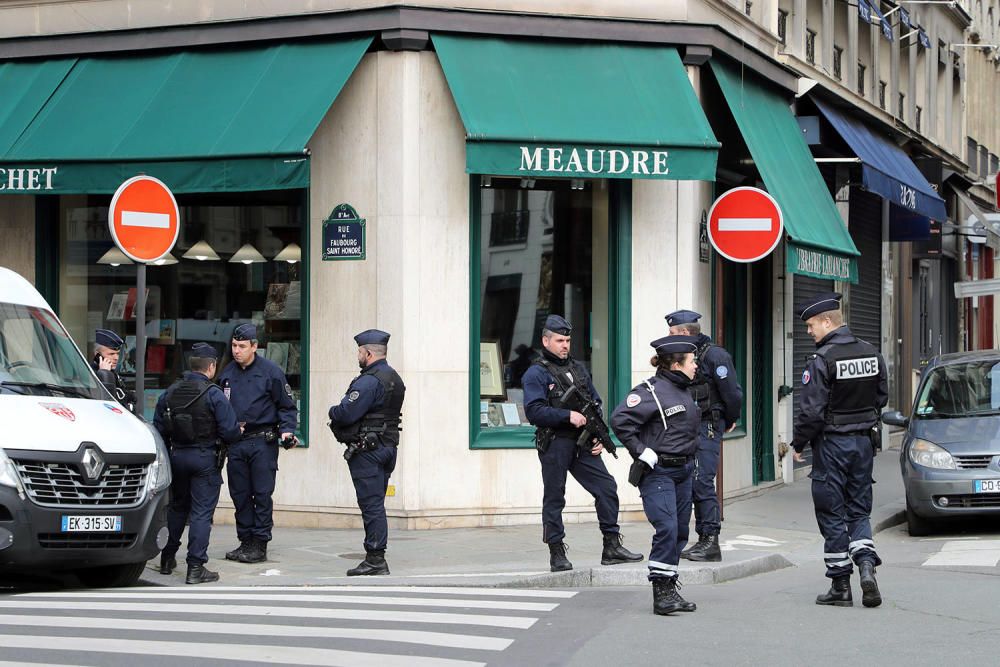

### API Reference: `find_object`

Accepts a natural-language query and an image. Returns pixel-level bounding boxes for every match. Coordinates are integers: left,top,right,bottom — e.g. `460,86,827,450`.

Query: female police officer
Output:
611,335,701,616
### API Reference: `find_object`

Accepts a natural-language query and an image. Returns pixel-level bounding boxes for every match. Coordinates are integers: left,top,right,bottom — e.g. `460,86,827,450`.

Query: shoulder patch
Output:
348,390,361,402
802,369,811,385
716,366,729,379
626,393,641,408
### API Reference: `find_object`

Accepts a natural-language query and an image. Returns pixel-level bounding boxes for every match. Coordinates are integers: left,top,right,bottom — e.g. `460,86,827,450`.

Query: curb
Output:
872,505,906,534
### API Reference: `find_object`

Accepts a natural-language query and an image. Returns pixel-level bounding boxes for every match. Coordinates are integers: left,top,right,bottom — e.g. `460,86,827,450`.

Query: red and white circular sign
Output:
108,175,180,263
707,186,784,263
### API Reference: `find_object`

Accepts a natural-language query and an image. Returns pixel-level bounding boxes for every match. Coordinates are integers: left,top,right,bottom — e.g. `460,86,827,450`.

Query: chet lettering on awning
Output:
0,167,58,191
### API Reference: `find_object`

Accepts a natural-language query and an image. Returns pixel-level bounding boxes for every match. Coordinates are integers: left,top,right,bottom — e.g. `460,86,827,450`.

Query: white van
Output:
0,267,170,587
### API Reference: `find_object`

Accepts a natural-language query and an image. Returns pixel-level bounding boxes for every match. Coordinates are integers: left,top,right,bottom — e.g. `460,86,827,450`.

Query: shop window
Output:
833,46,843,80
878,80,887,109
470,177,631,449
778,10,788,44
54,191,307,440
806,29,817,65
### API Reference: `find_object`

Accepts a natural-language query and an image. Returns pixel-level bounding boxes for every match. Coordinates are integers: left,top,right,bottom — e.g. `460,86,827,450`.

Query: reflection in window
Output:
915,361,1000,416
478,178,609,430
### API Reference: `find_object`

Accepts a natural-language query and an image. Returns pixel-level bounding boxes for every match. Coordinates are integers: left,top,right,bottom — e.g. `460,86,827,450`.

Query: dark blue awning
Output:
814,99,947,221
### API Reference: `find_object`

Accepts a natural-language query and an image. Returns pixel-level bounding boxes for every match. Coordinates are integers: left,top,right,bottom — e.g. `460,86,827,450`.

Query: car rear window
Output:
915,361,1000,418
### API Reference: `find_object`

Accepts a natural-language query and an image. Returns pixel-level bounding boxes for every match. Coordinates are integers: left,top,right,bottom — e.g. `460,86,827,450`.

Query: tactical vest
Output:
816,338,882,427
536,357,591,408
165,379,217,447
338,363,406,446
688,341,719,415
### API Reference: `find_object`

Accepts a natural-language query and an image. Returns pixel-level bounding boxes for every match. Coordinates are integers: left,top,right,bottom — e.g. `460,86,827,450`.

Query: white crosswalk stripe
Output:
921,539,1000,567
0,585,575,666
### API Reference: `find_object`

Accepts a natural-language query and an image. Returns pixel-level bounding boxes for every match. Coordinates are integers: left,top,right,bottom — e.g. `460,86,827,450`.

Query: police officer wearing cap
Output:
218,323,298,564
328,329,405,576
611,335,701,615
665,311,743,562
91,329,135,413
522,314,643,572
793,292,887,608
154,343,242,584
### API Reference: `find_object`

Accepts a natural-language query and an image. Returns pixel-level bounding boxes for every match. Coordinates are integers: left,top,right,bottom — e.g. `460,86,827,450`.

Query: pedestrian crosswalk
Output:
921,538,1000,567
0,585,577,666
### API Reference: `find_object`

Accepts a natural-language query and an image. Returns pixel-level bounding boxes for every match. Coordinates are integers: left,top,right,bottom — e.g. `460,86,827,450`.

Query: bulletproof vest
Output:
536,358,591,408
688,341,718,415
356,363,406,446
816,339,881,427
165,379,217,447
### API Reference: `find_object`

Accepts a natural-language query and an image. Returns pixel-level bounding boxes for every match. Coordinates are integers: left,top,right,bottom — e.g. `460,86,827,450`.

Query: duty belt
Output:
241,427,278,442
658,454,694,467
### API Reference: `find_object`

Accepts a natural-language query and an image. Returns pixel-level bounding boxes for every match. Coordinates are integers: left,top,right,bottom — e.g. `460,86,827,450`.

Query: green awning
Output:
710,60,859,282
0,38,371,194
433,35,719,181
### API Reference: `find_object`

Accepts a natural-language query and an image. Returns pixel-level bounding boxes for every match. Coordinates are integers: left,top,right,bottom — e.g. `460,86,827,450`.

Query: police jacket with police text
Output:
611,369,701,459
689,334,743,427
218,354,298,434
792,326,888,452
153,372,242,448
328,358,406,446
522,352,602,436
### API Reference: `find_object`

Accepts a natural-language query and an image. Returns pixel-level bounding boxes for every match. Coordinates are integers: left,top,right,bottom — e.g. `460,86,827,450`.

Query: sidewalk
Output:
142,447,905,588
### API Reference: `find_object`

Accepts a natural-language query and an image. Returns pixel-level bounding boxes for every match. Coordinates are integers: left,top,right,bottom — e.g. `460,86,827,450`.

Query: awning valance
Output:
433,34,720,181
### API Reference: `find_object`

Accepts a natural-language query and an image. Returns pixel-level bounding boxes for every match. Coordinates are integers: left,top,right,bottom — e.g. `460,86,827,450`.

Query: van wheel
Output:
75,561,146,588
906,498,934,537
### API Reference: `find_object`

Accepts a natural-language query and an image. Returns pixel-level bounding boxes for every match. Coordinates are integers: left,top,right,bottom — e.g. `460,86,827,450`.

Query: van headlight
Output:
0,447,23,492
145,425,172,494
908,439,957,470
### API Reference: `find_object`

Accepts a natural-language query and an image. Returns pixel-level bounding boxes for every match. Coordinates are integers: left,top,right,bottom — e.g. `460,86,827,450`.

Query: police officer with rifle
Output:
522,314,643,572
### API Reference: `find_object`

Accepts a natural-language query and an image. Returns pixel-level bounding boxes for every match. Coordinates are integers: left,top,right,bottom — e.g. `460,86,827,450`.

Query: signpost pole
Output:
134,262,146,416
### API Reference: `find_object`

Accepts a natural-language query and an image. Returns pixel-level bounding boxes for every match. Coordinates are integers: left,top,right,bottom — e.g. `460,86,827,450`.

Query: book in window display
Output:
286,341,301,375
264,283,289,319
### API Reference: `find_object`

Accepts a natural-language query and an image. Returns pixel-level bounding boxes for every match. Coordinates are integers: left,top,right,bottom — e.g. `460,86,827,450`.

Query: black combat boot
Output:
601,533,645,565
652,577,697,615
816,575,853,606
859,561,882,608
159,552,177,575
186,563,220,584
237,539,267,564
347,550,390,576
680,534,722,562
225,541,250,561
548,542,572,572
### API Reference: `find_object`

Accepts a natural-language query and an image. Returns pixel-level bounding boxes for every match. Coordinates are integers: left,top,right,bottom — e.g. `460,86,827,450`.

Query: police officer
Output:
612,335,701,615
154,343,242,584
218,323,298,564
792,292,887,608
522,314,643,572
666,310,742,562
328,329,405,576
91,329,135,413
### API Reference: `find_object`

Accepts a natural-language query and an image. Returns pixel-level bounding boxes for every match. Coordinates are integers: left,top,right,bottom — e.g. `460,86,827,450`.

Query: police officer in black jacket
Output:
792,292,888,608
329,329,405,576
666,310,743,562
91,329,135,413
522,315,643,572
611,335,702,615
154,343,242,584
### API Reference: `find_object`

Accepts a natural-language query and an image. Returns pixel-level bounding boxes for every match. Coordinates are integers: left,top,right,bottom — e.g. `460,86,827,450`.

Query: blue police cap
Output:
95,329,124,350
544,315,572,336
665,310,702,327
232,323,257,341
650,335,699,355
354,329,390,346
795,292,843,322
190,342,219,360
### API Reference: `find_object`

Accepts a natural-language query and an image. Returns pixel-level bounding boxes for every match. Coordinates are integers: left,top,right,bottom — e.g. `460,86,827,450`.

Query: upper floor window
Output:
857,62,866,96
878,80,887,109
834,46,844,79
968,137,979,172
898,92,906,118
915,106,922,133
745,0,753,16
806,29,817,64
980,146,990,177
778,9,788,43
991,153,999,177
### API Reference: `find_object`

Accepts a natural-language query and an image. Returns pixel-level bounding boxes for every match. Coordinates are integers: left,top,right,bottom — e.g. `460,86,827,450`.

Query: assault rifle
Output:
572,395,618,459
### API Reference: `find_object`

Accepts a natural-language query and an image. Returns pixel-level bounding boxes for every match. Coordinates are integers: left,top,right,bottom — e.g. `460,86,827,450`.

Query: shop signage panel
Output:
786,243,859,283
108,175,179,263
707,187,784,263
322,203,366,261
0,166,58,191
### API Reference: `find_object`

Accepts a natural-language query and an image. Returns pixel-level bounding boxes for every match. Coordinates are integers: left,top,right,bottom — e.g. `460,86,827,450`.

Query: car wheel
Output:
75,561,146,588
906,498,934,537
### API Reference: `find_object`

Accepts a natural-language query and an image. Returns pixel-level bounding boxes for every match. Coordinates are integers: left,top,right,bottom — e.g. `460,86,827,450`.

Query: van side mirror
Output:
881,410,909,427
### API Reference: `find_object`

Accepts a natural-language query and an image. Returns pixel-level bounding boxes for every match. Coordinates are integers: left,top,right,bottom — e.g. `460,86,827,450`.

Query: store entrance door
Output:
751,257,775,484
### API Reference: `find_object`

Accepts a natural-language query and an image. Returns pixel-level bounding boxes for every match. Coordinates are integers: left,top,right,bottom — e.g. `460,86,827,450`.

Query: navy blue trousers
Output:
640,461,694,580
226,436,279,543
810,432,881,578
164,447,222,565
538,435,620,544
347,444,397,553
693,418,723,536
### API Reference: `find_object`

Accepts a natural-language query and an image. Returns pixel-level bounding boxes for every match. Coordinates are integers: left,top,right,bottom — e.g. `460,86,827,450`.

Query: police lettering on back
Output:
836,357,879,379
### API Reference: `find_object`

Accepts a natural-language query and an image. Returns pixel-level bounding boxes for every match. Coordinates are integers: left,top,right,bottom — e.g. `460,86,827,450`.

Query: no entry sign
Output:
707,186,784,263
108,175,179,263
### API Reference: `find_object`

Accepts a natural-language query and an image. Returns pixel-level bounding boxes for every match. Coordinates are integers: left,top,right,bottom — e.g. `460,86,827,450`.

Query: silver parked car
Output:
882,351,1000,536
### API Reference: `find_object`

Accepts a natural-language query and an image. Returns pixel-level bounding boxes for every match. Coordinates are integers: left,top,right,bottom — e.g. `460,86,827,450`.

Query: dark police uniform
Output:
612,335,701,615
153,343,242,584
91,329,135,413
665,310,743,562
218,323,298,563
522,314,642,572
329,329,405,576
793,292,888,608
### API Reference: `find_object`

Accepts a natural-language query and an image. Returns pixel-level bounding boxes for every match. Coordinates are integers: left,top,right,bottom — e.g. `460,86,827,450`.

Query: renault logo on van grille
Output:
81,447,106,482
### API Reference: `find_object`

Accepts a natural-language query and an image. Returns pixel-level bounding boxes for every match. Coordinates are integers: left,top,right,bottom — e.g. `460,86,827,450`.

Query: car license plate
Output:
973,479,1000,493
61,516,122,532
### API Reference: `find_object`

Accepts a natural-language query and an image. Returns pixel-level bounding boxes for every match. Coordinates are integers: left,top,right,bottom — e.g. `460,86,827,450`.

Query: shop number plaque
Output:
322,203,366,261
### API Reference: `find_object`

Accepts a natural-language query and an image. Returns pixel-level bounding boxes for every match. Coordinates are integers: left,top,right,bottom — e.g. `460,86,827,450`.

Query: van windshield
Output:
914,360,1000,419
0,302,106,400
